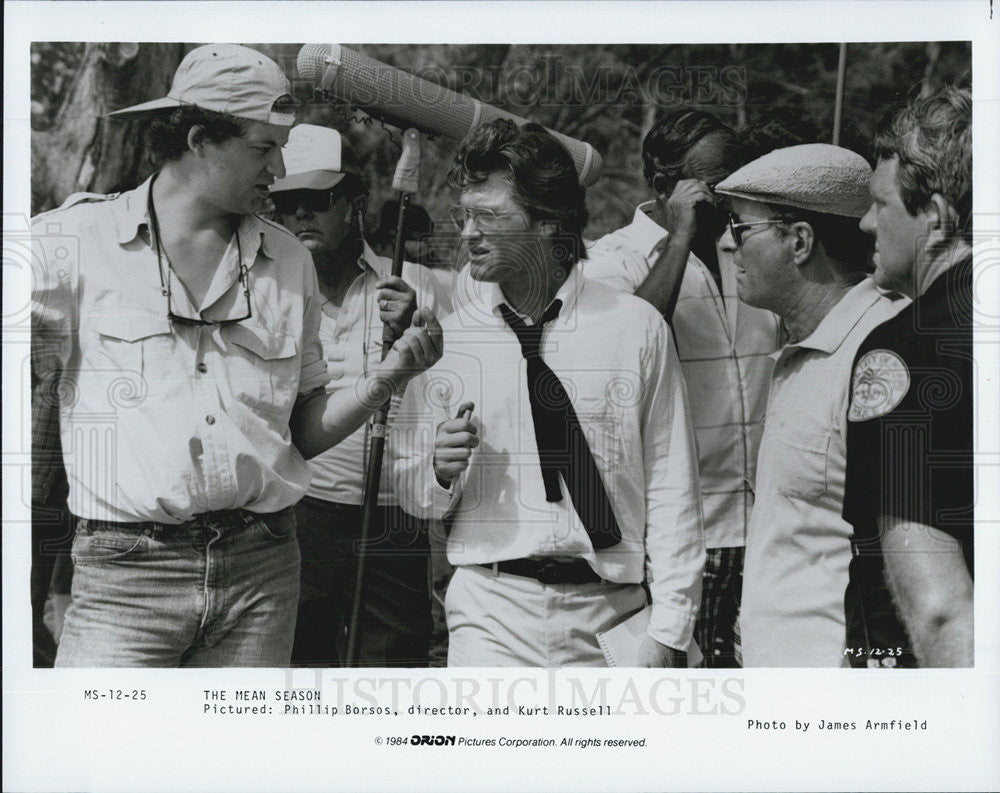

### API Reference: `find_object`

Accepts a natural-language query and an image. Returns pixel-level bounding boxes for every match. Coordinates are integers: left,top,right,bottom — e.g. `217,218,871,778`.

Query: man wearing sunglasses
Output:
584,110,783,668
714,144,907,667
269,123,449,667
392,119,704,668
31,45,442,667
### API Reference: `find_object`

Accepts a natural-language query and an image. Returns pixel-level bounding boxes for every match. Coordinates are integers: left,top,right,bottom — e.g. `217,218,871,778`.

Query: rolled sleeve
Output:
641,322,705,650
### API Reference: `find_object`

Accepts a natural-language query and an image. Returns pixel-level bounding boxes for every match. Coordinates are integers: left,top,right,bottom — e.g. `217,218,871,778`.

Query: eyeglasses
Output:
148,176,253,326
728,214,785,246
161,262,253,327
271,189,337,216
449,205,528,232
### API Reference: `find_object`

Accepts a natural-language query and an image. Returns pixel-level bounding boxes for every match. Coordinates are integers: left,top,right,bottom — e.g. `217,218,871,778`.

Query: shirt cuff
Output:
646,602,697,652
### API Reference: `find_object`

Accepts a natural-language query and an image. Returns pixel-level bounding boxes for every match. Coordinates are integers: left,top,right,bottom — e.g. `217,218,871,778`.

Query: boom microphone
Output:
297,44,603,187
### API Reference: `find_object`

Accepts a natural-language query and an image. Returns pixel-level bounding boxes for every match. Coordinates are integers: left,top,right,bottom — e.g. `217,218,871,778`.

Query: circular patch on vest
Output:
848,349,911,422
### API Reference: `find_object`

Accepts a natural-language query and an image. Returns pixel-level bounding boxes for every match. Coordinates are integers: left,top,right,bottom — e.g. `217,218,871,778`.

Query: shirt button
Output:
197,362,208,373
205,415,216,425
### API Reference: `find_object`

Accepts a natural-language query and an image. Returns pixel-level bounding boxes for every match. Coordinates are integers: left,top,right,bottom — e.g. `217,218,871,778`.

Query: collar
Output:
113,173,273,261
359,240,392,279
487,263,585,325
776,277,887,358
628,200,669,260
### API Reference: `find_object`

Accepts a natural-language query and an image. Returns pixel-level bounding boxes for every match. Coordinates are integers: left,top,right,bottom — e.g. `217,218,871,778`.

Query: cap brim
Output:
270,171,347,192
107,97,183,120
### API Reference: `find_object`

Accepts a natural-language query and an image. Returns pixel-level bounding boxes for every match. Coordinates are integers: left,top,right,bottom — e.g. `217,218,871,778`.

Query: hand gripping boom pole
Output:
346,129,421,665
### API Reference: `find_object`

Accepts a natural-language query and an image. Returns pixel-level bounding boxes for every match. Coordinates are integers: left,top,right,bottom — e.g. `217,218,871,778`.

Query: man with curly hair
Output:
31,44,442,667
842,86,974,668
392,118,704,667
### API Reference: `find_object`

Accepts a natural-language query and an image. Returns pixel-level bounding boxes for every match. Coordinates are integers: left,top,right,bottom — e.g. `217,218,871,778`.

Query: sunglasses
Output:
271,189,337,216
728,214,785,246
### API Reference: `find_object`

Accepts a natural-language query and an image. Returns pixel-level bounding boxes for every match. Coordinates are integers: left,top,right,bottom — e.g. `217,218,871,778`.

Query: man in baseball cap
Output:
270,124,449,667
714,143,908,667
32,45,442,668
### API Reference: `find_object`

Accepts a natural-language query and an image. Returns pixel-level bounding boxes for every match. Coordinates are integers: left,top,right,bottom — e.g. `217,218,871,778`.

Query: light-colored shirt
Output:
391,266,705,650
307,242,448,506
585,202,782,547
739,278,907,667
30,178,330,523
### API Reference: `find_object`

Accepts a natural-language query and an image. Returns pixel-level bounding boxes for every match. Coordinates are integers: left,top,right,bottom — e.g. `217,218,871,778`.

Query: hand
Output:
378,308,443,388
433,401,479,487
636,635,687,668
658,178,716,240
375,276,417,338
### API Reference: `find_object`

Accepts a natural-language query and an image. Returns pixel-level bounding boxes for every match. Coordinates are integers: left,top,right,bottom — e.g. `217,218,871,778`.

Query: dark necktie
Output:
499,300,622,550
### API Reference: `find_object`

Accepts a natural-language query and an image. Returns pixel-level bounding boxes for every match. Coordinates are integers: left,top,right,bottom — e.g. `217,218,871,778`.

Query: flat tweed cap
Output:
716,143,872,218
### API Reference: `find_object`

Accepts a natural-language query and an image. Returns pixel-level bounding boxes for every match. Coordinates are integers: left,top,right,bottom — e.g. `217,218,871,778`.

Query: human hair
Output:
146,105,250,164
447,118,588,267
772,204,874,275
873,85,972,231
738,115,821,162
642,109,741,187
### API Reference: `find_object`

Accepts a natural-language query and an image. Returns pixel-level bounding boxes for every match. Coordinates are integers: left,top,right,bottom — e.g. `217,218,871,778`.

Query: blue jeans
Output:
55,508,300,667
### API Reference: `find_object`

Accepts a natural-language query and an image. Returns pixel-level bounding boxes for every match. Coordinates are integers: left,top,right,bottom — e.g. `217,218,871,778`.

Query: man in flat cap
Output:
715,143,907,667
842,87,973,667
269,124,449,667
585,109,782,668
31,44,442,667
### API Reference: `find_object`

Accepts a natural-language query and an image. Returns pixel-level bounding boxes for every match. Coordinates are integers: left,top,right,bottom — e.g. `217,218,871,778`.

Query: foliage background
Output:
31,42,971,258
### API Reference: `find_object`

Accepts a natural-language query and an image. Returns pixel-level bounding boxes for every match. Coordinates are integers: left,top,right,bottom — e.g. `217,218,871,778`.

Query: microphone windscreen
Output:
296,44,603,187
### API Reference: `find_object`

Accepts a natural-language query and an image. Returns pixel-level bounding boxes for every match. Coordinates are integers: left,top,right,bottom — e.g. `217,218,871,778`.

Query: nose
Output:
719,223,736,252
460,215,481,243
859,204,876,236
294,202,314,220
268,148,286,180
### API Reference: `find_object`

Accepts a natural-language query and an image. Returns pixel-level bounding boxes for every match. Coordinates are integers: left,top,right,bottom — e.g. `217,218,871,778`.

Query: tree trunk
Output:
32,42,186,214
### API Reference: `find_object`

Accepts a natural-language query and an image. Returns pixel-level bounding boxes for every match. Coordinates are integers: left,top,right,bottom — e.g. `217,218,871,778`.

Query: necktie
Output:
499,300,622,550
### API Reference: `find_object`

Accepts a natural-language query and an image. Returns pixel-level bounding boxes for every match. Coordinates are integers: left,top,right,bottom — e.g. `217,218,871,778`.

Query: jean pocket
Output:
223,322,299,414
71,520,148,565
256,509,298,542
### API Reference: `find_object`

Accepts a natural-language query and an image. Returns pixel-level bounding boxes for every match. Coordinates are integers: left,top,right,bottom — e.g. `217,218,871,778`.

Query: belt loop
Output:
489,562,499,576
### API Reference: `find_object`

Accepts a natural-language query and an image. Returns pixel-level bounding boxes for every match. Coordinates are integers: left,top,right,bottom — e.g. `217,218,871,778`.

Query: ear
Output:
788,221,816,267
927,193,959,235
652,173,670,196
186,125,206,155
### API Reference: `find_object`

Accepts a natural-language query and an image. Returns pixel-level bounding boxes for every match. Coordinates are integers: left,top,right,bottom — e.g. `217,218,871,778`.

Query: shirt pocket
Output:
88,313,173,406
224,322,299,414
770,431,829,501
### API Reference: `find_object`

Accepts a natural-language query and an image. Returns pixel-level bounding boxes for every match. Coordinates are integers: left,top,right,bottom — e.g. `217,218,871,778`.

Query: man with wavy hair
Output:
842,86,974,668
31,44,442,667
392,119,704,667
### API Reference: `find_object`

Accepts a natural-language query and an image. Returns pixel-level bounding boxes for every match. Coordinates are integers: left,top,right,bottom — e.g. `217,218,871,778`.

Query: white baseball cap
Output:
108,44,295,126
270,124,362,192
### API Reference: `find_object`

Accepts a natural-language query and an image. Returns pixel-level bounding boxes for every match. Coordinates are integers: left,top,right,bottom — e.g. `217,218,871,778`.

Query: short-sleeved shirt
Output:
306,242,449,506
842,254,973,668
739,278,907,667
30,178,330,523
